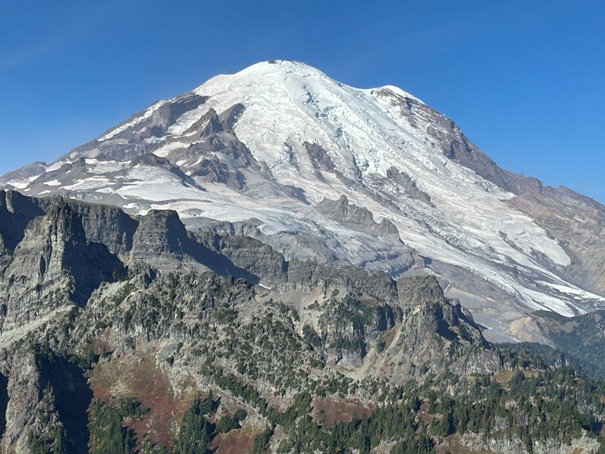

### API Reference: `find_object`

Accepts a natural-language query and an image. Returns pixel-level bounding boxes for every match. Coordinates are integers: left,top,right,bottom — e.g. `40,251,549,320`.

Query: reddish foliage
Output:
89,354,196,449
312,398,374,426
91,338,114,356
210,427,258,454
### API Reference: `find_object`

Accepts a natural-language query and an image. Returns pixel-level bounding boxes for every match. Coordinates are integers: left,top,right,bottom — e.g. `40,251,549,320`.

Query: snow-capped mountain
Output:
3,59,605,342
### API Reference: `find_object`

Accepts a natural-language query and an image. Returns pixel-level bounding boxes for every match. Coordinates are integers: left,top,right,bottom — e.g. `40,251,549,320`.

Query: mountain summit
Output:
3,60,605,341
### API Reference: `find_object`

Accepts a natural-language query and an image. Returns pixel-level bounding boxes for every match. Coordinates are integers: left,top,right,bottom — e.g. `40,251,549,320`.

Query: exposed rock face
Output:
304,142,336,175
2,352,45,454
384,276,501,382
196,232,287,285
163,105,263,191
130,209,192,268
0,348,91,454
282,262,399,303
320,293,399,367
398,274,447,307
508,185,605,298
1,197,124,327
0,191,45,253
67,93,210,162
67,201,138,258
386,167,432,204
316,195,403,240
1,199,124,331
0,191,261,335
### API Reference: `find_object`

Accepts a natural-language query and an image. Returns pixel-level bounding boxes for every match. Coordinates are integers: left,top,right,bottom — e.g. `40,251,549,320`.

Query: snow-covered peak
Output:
374,84,425,105
192,59,336,104
196,60,421,104
240,59,327,77
186,59,438,186
199,60,329,87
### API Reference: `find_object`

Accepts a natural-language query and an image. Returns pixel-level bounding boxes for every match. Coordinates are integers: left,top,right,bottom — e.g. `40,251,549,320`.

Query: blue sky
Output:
1,0,604,202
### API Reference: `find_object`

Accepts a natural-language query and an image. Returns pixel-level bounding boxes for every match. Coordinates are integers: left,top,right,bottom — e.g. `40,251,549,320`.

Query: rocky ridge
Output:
0,191,603,453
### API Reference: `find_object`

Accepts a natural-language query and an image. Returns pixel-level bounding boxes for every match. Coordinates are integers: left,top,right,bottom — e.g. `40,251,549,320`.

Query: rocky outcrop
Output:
64,93,210,162
386,167,432,204
304,142,336,177
0,192,263,334
0,348,91,454
320,295,399,367
196,232,287,286
380,276,500,382
0,198,126,332
397,274,446,307
2,352,44,454
316,195,402,240
165,105,264,190
281,260,399,303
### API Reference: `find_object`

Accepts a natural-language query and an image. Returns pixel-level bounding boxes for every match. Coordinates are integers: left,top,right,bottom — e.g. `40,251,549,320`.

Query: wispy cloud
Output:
0,34,69,73
0,1,143,74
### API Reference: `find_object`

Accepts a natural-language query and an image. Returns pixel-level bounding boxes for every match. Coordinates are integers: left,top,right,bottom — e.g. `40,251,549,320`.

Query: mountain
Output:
3,60,605,343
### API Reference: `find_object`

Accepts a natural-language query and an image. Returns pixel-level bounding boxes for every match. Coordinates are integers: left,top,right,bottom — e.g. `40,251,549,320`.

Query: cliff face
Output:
0,350,90,454
0,193,130,334
0,190,262,335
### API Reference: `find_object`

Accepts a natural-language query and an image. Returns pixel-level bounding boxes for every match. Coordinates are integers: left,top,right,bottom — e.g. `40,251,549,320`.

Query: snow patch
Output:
374,85,425,105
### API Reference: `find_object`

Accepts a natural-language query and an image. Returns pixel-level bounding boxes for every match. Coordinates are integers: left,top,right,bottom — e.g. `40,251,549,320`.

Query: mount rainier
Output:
3,59,605,342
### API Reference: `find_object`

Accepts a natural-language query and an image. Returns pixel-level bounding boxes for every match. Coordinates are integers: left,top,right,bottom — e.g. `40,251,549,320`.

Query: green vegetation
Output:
216,408,247,433
88,398,149,454
172,394,218,454
270,361,605,453
28,426,67,454
533,309,605,379
171,393,250,454
302,324,322,350
251,426,274,453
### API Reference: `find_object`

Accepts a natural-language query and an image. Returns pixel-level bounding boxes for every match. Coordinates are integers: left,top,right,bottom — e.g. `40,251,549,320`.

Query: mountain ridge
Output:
0,188,604,453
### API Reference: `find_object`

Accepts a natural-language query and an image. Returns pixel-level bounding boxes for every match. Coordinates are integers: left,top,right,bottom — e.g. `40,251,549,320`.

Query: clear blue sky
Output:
1,0,604,203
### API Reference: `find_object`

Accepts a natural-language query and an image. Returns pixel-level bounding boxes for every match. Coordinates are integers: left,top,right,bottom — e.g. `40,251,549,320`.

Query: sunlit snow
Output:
5,60,600,326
